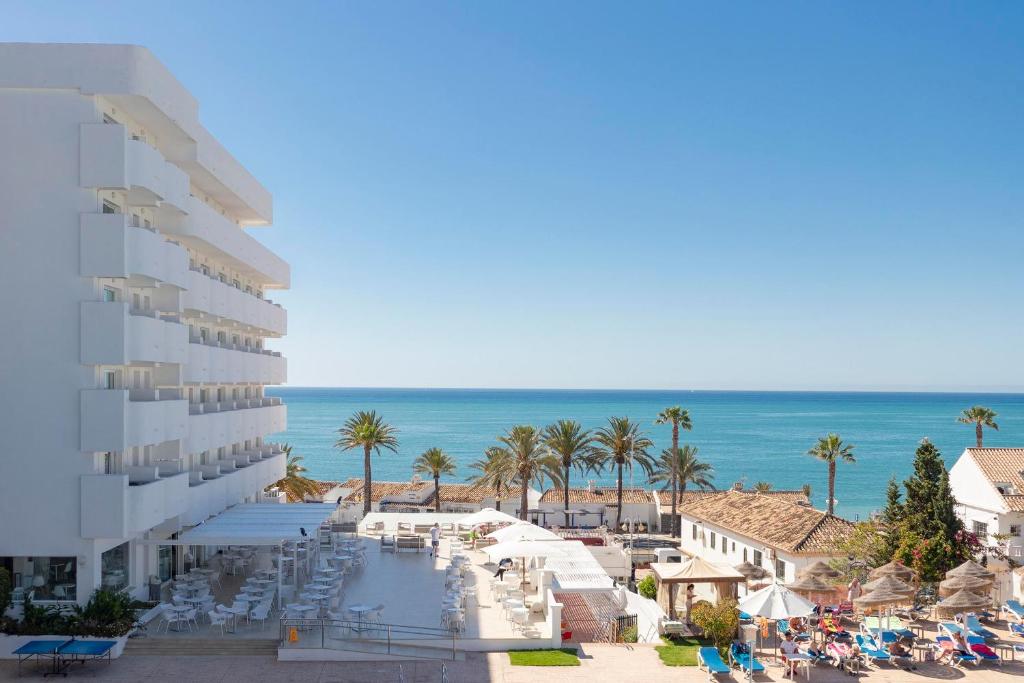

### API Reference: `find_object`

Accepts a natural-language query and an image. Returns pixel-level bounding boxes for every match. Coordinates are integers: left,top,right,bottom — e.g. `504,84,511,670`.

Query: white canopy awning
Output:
142,503,337,546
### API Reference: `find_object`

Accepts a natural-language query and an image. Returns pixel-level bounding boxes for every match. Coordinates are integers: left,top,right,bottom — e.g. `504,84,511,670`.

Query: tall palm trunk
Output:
434,474,441,513
616,460,624,529
976,423,983,448
363,444,372,515
495,483,502,511
520,476,529,521
670,422,679,538
827,460,836,516
564,463,571,527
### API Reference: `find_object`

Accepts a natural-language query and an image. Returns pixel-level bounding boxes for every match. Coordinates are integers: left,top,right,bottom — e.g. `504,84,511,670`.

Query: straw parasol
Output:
939,573,992,598
945,560,995,581
787,574,832,595
735,562,769,581
862,575,916,597
934,589,989,617
799,560,841,579
868,560,916,583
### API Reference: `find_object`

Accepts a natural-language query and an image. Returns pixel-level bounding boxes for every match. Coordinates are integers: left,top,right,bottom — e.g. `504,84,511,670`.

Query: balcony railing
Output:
183,267,287,336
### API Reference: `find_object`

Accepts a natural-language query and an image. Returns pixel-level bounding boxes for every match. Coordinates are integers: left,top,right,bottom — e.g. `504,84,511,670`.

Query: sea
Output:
264,388,1024,521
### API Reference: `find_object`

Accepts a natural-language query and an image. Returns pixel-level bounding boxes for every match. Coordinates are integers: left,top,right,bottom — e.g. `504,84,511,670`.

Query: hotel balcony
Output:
185,398,286,455
182,268,287,336
81,388,188,452
183,448,287,526
163,195,289,288
79,123,189,211
79,213,189,289
184,339,286,385
80,470,190,539
81,301,188,366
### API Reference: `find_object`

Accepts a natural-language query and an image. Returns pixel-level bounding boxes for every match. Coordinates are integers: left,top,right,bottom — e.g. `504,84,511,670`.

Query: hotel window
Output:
143,218,151,229
102,199,120,214
200,264,210,276
245,285,253,295
103,113,117,124
692,524,697,540
10,557,77,601
130,213,140,227
104,371,117,390
218,273,226,283
103,287,117,302
1011,525,1022,537
231,334,240,346
200,328,209,342
232,279,240,289
743,548,748,563
256,290,264,300
731,541,736,552
709,532,716,549
100,542,129,590
775,559,786,580
753,550,763,567
217,331,226,344
972,521,988,536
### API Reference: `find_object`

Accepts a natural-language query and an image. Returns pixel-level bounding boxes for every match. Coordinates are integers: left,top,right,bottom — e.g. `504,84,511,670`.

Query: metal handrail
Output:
279,618,458,660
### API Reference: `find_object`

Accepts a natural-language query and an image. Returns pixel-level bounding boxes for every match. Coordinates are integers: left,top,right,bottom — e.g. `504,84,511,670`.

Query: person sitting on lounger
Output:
789,616,808,636
937,631,970,666
888,641,916,671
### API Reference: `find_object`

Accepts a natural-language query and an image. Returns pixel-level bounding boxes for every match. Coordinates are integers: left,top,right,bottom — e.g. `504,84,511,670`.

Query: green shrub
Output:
621,625,638,643
0,568,11,618
690,598,739,654
637,575,657,600
1,589,135,638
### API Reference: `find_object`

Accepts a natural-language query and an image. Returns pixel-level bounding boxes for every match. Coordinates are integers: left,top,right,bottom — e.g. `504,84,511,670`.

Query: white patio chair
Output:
208,610,228,635
250,603,270,629
183,607,199,631
155,606,176,634
367,603,385,624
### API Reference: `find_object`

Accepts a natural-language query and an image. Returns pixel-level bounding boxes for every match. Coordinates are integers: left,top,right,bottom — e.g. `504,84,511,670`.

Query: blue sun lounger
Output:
14,638,117,677
964,615,997,640
966,635,1000,665
777,619,810,642
855,634,891,666
699,647,732,681
1004,600,1024,621
729,642,765,675
935,635,978,667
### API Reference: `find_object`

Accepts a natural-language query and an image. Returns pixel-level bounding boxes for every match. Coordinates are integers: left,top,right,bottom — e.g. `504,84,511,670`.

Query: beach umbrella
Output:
946,560,995,581
786,575,832,595
862,575,916,597
458,507,520,527
735,562,769,581
483,537,570,586
868,560,916,582
485,522,560,543
737,583,817,621
939,574,992,598
799,560,841,580
934,589,989,617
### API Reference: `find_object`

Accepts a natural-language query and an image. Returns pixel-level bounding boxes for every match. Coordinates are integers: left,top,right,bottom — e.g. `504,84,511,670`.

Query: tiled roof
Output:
309,480,342,496
431,483,491,504
655,489,809,507
679,490,855,555
965,448,1024,509
341,479,429,503
540,487,652,505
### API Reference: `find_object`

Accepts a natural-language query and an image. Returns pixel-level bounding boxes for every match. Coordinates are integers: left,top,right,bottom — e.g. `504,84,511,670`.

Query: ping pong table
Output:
14,638,117,677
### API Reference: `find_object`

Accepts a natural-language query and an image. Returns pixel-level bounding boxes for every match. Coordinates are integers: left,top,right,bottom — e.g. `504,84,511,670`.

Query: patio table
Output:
165,604,193,632
220,605,247,632
347,603,375,633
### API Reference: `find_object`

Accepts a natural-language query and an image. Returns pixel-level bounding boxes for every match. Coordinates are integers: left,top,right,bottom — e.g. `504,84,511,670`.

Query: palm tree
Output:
654,407,693,538
807,433,856,516
498,425,563,521
591,417,655,529
543,419,596,527
271,444,321,502
957,406,999,448
413,447,457,512
468,446,515,511
752,481,773,494
800,483,813,502
335,411,399,514
650,445,714,529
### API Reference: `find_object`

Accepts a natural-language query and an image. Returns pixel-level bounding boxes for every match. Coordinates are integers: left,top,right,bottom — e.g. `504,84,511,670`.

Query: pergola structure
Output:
650,556,745,618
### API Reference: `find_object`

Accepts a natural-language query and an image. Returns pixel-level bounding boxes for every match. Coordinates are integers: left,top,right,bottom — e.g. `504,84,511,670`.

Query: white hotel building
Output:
0,44,289,604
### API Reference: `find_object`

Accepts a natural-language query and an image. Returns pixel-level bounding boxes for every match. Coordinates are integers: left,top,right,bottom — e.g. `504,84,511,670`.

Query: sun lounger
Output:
1003,600,1024,622
863,616,915,641
699,647,732,681
964,615,997,640
934,636,979,667
1010,623,1024,638
854,634,890,666
966,635,1000,665
940,622,965,637
777,619,810,642
729,642,765,674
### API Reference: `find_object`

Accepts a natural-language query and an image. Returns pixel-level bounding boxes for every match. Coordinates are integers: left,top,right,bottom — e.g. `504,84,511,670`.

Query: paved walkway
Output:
3,643,1024,681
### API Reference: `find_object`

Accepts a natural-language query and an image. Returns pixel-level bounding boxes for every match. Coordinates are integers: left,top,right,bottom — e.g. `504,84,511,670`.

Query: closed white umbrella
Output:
458,508,520,527
486,522,560,543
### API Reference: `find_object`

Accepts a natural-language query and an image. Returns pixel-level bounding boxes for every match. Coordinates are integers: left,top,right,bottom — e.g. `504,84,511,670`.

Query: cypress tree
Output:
902,438,964,545
879,477,904,560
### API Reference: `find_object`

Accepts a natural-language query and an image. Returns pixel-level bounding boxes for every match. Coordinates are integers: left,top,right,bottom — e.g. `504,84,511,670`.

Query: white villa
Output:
673,489,855,584
949,447,1024,560
0,43,289,605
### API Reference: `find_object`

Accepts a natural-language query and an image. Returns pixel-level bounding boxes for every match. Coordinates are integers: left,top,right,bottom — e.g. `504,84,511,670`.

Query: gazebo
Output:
650,556,745,619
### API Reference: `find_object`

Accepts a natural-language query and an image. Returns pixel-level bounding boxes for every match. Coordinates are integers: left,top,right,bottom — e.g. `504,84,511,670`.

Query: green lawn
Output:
508,648,581,666
655,636,710,666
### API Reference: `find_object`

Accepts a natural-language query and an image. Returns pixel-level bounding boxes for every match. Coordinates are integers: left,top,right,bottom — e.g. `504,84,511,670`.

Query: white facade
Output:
949,449,1024,560
0,43,290,604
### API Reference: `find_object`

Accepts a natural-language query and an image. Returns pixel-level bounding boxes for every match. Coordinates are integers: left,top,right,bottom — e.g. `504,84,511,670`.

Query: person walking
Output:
429,523,441,558
847,577,862,603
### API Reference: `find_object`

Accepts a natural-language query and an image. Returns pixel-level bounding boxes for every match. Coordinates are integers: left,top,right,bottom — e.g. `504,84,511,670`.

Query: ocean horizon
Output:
266,387,1024,520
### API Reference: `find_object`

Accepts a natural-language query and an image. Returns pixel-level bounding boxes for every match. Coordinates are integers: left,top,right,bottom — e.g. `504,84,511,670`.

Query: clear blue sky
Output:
7,2,1023,390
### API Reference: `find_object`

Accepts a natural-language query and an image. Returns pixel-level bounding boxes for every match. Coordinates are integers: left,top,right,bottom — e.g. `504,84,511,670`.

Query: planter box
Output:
0,634,128,659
